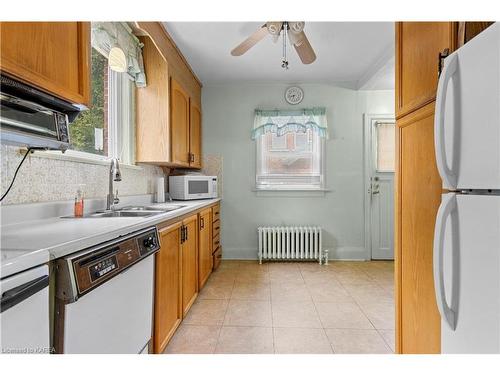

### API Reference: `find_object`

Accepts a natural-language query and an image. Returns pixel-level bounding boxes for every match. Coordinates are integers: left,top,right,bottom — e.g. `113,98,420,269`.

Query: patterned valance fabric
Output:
252,108,328,139
91,22,147,87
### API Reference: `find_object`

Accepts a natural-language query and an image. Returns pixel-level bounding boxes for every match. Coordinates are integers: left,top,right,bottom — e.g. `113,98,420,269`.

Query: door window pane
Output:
376,122,395,172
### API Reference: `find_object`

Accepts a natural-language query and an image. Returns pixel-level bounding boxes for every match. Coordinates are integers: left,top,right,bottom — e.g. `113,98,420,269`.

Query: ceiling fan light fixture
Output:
230,21,316,68
266,22,283,35
289,22,304,34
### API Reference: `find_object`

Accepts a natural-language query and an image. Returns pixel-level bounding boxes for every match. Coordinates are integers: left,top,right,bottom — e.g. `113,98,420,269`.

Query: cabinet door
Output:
198,208,212,289
136,36,170,164
0,22,90,106
189,101,202,168
170,78,190,166
396,22,456,118
154,222,182,353
396,102,442,353
181,214,198,316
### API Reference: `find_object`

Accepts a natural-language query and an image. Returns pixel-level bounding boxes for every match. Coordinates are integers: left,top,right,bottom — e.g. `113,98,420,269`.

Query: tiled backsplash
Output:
0,145,165,205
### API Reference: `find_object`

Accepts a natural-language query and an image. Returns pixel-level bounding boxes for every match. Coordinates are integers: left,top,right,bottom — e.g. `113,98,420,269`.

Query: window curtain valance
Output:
252,108,328,140
91,22,147,87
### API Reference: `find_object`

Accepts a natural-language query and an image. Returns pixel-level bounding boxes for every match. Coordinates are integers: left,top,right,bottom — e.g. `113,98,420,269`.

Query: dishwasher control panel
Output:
58,227,160,299
89,255,118,282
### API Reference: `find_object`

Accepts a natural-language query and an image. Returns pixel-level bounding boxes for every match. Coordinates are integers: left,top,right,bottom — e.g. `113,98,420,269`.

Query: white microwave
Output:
169,175,218,200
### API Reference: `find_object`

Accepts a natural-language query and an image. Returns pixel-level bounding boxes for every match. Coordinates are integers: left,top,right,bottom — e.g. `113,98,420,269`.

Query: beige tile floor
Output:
165,260,395,354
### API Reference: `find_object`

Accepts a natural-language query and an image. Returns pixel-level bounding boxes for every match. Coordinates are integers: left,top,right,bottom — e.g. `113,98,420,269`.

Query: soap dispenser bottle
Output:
74,186,84,217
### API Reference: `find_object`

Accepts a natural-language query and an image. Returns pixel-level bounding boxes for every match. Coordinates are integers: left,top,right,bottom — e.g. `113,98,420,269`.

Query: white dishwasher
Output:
54,227,160,354
0,264,50,354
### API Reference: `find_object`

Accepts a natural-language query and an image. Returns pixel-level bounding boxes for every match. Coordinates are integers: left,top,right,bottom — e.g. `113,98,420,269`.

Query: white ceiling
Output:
164,22,395,89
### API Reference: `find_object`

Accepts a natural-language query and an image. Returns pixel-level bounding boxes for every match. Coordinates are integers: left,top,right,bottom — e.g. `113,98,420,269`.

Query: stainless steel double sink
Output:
63,204,186,219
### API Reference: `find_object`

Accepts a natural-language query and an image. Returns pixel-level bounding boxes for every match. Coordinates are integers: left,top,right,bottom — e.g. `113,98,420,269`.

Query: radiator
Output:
258,226,322,264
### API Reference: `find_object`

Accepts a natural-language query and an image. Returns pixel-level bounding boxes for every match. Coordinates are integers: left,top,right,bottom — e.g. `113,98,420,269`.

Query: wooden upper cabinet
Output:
181,214,198,316
154,222,182,354
0,22,90,106
136,36,170,164
189,100,202,168
396,102,442,353
170,78,191,167
198,208,212,289
396,22,457,119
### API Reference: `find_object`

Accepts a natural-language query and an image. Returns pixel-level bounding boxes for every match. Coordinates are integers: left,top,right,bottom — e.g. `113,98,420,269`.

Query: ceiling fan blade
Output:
231,25,268,56
291,31,316,64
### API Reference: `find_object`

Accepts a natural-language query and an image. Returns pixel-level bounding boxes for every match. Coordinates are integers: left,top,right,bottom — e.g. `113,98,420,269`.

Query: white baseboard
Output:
221,246,370,261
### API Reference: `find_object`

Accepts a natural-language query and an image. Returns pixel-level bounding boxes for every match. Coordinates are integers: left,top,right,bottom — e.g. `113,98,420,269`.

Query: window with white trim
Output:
253,109,327,190
67,46,135,165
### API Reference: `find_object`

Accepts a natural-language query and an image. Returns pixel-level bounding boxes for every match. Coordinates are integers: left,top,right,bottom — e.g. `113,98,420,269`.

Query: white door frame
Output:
363,113,395,260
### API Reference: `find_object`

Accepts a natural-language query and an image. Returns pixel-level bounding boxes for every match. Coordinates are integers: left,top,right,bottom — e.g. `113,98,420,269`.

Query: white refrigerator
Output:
433,22,500,353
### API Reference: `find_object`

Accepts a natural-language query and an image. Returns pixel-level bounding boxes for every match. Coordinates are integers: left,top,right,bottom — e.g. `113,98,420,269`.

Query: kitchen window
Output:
67,47,135,165
51,22,146,166
253,108,327,190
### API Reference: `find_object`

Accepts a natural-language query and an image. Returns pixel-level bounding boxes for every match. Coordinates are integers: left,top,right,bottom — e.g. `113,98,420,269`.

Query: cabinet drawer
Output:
212,234,220,252
212,219,220,238
213,247,222,270
212,204,220,223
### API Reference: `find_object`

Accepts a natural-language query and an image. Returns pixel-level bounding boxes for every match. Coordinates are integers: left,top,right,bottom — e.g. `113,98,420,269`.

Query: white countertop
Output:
0,198,220,278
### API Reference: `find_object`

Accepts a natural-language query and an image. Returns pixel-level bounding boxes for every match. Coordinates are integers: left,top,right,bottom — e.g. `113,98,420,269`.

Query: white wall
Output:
202,83,394,260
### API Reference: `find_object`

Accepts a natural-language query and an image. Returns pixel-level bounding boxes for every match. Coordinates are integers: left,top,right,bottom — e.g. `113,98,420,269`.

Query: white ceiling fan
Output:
231,22,316,69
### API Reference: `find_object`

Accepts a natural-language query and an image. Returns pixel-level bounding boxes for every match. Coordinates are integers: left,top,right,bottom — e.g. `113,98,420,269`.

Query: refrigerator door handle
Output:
433,193,457,330
434,53,458,189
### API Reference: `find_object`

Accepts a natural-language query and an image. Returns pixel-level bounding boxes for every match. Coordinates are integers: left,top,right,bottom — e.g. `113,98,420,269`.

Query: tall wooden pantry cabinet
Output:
395,21,493,354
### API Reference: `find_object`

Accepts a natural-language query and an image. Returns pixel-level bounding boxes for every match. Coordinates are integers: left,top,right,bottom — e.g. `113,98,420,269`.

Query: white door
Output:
364,115,395,260
434,193,500,353
435,23,500,190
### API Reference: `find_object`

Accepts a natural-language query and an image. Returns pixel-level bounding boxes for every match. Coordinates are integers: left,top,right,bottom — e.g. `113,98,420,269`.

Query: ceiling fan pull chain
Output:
282,22,289,70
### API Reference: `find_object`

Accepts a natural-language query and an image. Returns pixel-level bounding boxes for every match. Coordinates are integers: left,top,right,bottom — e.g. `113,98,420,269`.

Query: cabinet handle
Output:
200,217,205,229
185,226,188,242
438,48,450,77
180,226,184,244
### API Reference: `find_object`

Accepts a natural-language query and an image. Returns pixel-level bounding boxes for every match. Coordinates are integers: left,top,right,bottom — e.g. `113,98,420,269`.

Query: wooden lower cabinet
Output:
181,214,199,316
395,102,442,353
211,203,222,270
198,208,213,289
154,222,182,353
153,203,220,352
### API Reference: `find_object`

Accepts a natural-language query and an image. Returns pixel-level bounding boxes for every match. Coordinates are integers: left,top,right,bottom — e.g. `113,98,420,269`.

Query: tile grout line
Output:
268,262,276,354
299,264,336,354
337,265,395,352
212,264,238,353
376,328,395,353
332,263,394,354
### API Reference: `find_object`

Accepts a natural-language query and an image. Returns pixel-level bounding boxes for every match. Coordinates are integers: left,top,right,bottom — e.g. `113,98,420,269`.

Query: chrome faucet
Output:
107,158,122,210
